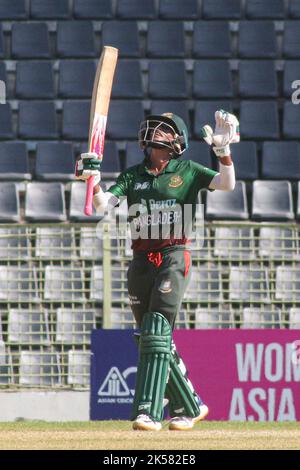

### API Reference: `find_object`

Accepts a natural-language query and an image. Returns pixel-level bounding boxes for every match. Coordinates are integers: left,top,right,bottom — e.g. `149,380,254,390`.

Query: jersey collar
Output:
138,158,181,176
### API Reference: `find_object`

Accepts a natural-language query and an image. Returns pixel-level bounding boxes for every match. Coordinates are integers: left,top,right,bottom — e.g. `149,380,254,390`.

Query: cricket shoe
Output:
168,404,209,431
133,414,162,431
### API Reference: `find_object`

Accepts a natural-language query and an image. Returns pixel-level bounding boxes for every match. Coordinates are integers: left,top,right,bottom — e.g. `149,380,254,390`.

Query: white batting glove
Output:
75,152,101,186
201,110,240,158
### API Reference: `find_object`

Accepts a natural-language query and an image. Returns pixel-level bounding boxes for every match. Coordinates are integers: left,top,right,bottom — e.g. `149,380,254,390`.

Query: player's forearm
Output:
208,159,235,191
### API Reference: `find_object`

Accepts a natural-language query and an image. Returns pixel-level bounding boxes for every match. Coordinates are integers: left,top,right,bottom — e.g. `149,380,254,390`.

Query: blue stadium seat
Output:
182,141,212,167
69,181,102,222
106,100,144,139
206,180,249,220
290,0,300,18
160,0,199,19
11,23,50,59
57,21,95,58
31,0,69,19
25,182,66,222
19,101,58,139
202,0,241,19
150,101,190,133
125,142,142,168
275,266,300,302
283,101,300,139
19,351,61,387
283,21,300,58
246,0,285,19
252,180,294,221
35,227,75,259
229,266,271,303
193,101,233,137
297,182,300,219
147,21,185,58
239,60,278,98
0,265,39,302
0,0,27,19
262,142,300,180
241,308,282,328
0,142,30,180
193,21,231,58
101,21,140,58
193,60,233,98
74,0,113,19
101,141,120,177
56,309,96,344
240,101,279,140
259,227,296,259
0,24,3,58
8,309,50,345
0,104,13,139
284,61,300,97
112,60,143,98
35,142,74,181
214,227,255,260
0,183,20,222
16,61,55,99
62,101,89,140
239,21,277,58
58,60,95,98
148,60,188,98
230,142,258,180
117,0,156,19
0,61,5,84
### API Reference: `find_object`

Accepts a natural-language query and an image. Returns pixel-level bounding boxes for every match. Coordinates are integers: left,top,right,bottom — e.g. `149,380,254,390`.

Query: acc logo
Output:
134,182,150,190
97,366,137,404
169,175,183,188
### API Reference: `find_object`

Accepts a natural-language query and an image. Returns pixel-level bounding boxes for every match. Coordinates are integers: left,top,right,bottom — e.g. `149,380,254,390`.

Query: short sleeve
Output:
106,172,129,198
189,160,218,192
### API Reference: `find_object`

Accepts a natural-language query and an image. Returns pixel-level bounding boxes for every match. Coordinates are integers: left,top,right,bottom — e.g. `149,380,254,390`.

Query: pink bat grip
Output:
84,175,95,216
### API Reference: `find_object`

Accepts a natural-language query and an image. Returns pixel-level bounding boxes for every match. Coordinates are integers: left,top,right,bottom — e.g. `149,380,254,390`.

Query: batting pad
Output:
131,312,172,422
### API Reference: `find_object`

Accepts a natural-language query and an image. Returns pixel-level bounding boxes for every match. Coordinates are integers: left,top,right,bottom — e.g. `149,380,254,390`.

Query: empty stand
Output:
290,0,300,18
58,60,95,98
147,21,185,58
90,266,103,302
262,142,300,179
125,142,142,168
0,265,39,302
19,101,58,139
296,182,300,219
101,21,140,57
62,101,90,140
106,100,144,139
8,309,50,345
19,351,61,387
0,104,14,139
73,0,113,19
194,101,233,136
283,101,300,139
206,181,249,220
0,0,27,19
148,60,188,98
239,21,277,58
117,0,156,19
252,180,294,221
246,0,285,19
16,61,54,99
0,227,30,260
112,60,143,98
202,0,241,19
11,23,50,59
182,141,212,167
230,142,258,180
214,227,255,259
25,182,66,222
56,309,96,344
229,266,270,303
67,350,91,387
0,24,3,58
283,61,300,97
239,61,278,98
111,307,135,328
44,265,85,302
289,308,300,328
195,307,234,328
160,0,199,19
275,265,300,301
193,60,233,98
240,101,279,140
259,227,296,259
193,21,231,58
0,343,12,385
80,227,103,260
283,21,300,58
31,0,69,19
0,143,30,180
69,182,102,222
35,142,74,181
0,182,20,222
184,264,223,303
241,308,282,328
57,21,95,58
100,141,120,177
35,227,75,259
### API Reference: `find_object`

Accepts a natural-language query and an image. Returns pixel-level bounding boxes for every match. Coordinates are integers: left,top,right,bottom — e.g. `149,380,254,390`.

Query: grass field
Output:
0,421,299,450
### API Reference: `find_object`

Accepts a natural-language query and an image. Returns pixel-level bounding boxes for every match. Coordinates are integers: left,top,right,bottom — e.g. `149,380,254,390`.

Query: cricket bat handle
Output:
84,176,95,216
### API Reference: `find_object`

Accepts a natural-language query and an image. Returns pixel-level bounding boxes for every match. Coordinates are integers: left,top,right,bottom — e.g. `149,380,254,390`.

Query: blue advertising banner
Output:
90,329,138,420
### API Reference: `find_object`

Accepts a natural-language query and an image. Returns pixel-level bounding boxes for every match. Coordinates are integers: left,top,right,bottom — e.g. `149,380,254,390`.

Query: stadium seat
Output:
101,141,120,177
246,0,285,19
80,227,103,260
112,60,143,98
262,142,300,180
110,307,135,329
296,182,300,219
25,182,66,222
58,60,95,98
193,101,233,136
147,21,185,58
67,351,91,387
239,60,278,98
16,61,54,99
229,266,271,303
184,264,223,303
35,142,74,181
0,62,6,91
101,21,140,58
259,227,296,259
240,101,279,140
252,180,294,221
182,141,212,167
18,101,58,139
106,100,144,139
56,309,96,344
62,101,90,140
214,227,255,260
117,0,156,19
283,21,300,58
69,181,102,222
125,142,142,168
148,60,188,98
0,227,30,260
0,143,31,180
0,183,20,222
19,351,61,387
11,23,50,59
230,142,258,180
0,265,39,302
284,61,300,98
150,101,190,133
193,21,231,58
241,308,282,328
206,181,249,220
35,227,75,259
160,0,199,19
0,0,27,19
57,21,95,58
90,266,103,302
283,101,300,139
8,309,50,345
31,0,69,19
44,265,85,302
239,21,277,58
193,60,233,98
275,265,300,301
0,103,14,139
74,0,112,19
202,0,241,19
195,307,234,328
0,25,3,58
0,343,12,385
290,0,300,18
289,308,300,328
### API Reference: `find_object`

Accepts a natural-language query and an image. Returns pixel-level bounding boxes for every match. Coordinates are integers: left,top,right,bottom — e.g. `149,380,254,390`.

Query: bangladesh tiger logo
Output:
169,175,183,188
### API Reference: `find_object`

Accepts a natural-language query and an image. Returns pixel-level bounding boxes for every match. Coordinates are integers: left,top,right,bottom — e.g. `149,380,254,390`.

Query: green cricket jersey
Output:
108,158,217,252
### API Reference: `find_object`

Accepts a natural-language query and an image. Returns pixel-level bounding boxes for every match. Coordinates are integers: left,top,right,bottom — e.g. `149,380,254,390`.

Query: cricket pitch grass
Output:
0,421,299,450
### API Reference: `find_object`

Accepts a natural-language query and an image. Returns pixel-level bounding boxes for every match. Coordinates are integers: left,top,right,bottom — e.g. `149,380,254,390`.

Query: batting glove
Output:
201,110,240,158
75,152,101,186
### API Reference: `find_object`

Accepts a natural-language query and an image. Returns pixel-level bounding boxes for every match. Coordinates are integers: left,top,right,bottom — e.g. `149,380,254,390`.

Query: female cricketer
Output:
76,110,240,431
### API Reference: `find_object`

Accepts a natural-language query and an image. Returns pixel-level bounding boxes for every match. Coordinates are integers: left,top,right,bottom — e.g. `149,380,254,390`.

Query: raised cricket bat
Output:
84,46,118,216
